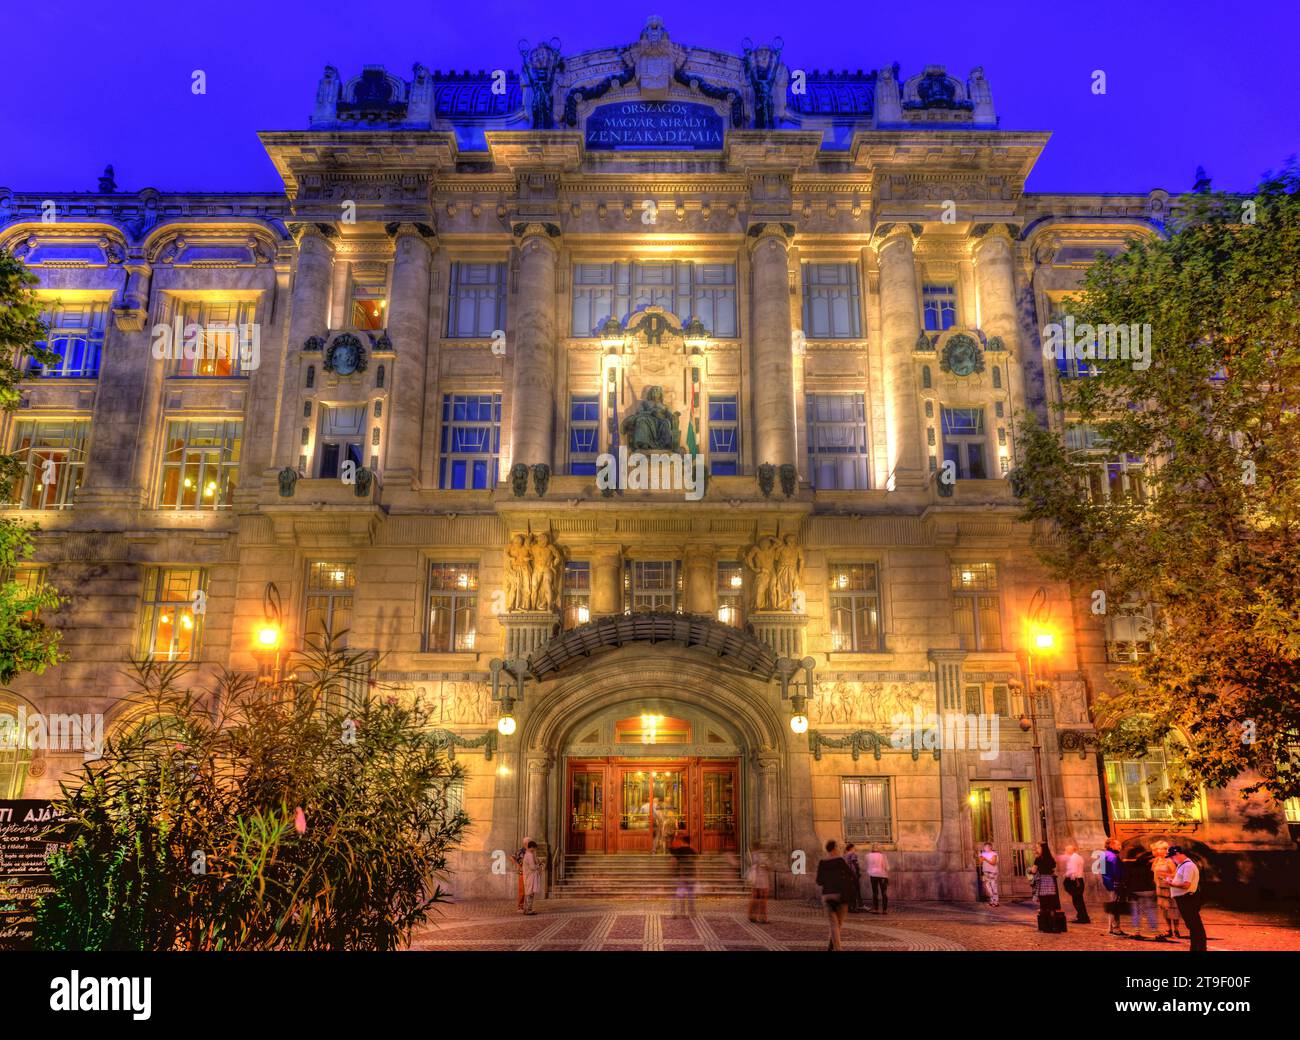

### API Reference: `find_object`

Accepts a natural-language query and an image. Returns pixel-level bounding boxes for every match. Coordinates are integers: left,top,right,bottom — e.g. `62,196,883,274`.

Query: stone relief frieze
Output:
810,679,930,728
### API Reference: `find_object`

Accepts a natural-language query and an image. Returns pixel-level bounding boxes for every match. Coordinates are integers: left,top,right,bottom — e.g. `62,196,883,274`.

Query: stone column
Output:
81,256,154,510
682,546,715,617
384,225,435,488
590,546,623,617
748,224,797,470
875,227,927,491
525,752,553,894
972,228,1027,426
509,223,559,471
756,753,781,845
277,225,336,468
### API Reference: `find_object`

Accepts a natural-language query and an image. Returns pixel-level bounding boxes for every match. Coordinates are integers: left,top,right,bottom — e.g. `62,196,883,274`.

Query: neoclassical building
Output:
2,18,1295,901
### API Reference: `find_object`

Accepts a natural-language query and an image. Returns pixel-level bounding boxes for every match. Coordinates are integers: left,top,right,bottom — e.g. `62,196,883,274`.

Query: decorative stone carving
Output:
427,680,490,725
939,332,985,376
519,37,563,129
778,463,797,498
620,386,680,452
745,534,803,611
510,463,530,497
354,467,374,497
742,37,787,129
811,680,928,728
324,333,367,375
504,532,564,613
757,462,775,498
626,16,680,98
531,462,550,497
278,467,298,498
303,335,326,353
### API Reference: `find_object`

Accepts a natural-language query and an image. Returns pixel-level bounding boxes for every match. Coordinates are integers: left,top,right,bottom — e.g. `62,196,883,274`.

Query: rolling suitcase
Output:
1037,909,1068,933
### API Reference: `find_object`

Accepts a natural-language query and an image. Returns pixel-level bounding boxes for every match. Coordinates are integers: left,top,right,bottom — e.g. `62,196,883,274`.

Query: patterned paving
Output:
409,897,1300,952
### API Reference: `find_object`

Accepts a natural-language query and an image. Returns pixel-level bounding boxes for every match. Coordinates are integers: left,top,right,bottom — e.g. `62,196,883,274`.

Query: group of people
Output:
813,840,892,950
975,837,1206,951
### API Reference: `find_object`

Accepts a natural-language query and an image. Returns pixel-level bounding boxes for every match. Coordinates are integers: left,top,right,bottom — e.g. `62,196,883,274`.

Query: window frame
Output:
31,300,109,379
941,406,989,481
304,561,357,648
950,562,1003,652
805,392,870,490
425,561,480,653
438,393,501,490
707,394,740,476
800,262,863,340
922,283,958,332
157,418,242,510
137,566,207,662
9,419,90,510
445,262,507,339
623,560,681,614
828,562,883,652
840,776,893,843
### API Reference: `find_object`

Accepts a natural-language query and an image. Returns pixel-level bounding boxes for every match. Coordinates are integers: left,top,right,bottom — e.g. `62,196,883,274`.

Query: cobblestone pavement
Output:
410,897,1300,952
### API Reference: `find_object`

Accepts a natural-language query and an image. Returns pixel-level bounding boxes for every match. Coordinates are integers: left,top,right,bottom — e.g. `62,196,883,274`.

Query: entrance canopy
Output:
528,612,777,681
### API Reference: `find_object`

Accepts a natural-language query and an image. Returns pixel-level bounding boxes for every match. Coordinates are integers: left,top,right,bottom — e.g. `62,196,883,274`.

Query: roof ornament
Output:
98,165,116,193
518,37,563,129
741,37,786,129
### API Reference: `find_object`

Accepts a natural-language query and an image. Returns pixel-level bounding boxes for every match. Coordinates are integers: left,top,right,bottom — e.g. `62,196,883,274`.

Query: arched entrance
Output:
516,641,790,881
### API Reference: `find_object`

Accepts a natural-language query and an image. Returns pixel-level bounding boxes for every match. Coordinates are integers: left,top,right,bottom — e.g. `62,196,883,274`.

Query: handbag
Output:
1103,898,1130,915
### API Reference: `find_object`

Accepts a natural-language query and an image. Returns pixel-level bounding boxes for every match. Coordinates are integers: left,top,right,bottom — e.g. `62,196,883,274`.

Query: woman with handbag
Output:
815,840,858,951
1031,845,1066,933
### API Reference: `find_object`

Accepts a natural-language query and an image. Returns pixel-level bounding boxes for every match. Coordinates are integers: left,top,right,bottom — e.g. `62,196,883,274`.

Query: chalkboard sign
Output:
585,100,724,151
0,799,66,951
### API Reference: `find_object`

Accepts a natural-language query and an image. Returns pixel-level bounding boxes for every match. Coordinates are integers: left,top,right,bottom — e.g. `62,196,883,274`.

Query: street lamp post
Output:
254,582,284,686
1018,626,1057,847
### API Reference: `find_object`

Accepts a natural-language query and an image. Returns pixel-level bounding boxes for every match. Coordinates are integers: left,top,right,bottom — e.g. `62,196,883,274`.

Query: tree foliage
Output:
0,247,65,680
34,634,469,950
1012,162,1300,805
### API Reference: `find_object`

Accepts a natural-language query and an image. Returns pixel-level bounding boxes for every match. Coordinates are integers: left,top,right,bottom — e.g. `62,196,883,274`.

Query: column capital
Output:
968,222,1018,256
511,221,562,248
872,221,922,256
385,221,438,250
745,221,795,252
287,221,340,249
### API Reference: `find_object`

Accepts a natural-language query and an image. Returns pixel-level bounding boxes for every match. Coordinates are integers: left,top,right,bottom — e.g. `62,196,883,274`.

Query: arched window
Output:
0,695,35,798
921,365,932,389
992,366,1002,389
305,365,316,388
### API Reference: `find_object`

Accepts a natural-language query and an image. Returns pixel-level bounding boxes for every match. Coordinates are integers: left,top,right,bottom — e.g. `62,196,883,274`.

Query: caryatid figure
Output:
529,533,563,612
504,534,533,611
774,533,804,611
744,536,779,610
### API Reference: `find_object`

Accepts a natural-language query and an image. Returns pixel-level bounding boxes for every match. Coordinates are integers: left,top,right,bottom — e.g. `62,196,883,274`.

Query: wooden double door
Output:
566,757,739,855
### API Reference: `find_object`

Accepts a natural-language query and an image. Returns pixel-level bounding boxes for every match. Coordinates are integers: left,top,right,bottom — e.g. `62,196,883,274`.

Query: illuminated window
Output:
0,695,34,798
439,394,500,489
922,284,957,332
9,420,88,510
614,714,692,744
426,562,478,652
841,777,892,842
570,262,736,338
951,562,1002,651
446,262,506,338
350,268,388,331
829,563,881,651
1283,797,1300,824
941,407,988,480
1065,425,1147,504
1104,743,1189,822
801,262,862,339
305,561,356,647
158,420,241,509
138,567,206,661
716,561,745,628
624,560,680,614
31,301,108,378
562,561,591,629
806,393,869,489
1105,599,1155,663
316,404,366,479
170,299,258,377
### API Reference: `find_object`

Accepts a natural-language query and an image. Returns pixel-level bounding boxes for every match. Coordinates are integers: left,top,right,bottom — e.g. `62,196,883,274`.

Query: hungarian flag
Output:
685,367,700,455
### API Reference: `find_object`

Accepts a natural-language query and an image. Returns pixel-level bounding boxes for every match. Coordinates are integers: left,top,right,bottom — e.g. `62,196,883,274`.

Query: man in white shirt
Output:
865,845,890,914
1167,846,1206,951
1060,843,1090,924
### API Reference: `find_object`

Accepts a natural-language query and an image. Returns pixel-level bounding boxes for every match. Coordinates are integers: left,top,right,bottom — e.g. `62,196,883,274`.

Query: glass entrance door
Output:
619,767,684,853
567,769,605,853
970,781,1036,899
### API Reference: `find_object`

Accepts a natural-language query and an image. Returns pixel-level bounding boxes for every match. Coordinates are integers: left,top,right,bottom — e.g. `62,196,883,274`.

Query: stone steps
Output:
554,853,748,898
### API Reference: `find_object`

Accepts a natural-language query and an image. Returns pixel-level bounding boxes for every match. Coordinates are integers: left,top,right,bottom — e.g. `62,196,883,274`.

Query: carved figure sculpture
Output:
504,532,565,612
504,534,533,611
744,536,779,610
620,385,680,452
519,38,563,129
529,532,563,612
742,37,786,129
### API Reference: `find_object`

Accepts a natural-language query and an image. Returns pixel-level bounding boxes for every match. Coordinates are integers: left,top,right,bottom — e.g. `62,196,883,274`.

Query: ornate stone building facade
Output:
2,19,1294,900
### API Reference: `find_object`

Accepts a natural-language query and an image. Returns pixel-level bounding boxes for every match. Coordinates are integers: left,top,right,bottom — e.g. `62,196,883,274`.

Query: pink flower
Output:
294,806,308,834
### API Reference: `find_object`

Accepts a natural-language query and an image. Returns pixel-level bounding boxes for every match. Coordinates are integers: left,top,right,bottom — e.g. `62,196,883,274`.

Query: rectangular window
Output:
158,419,241,509
707,395,739,475
801,262,862,340
570,262,736,338
1283,797,1300,824
9,420,89,509
1105,600,1155,662
426,562,478,652
569,394,601,475
32,302,108,379
1048,298,1098,379
965,682,1014,717
941,407,988,480
350,267,388,331
305,561,356,647
562,561,591,629
439,393,501,489
5,565,46,622
1105,750,1175,821
716,561,745,628
316,404,367,479
446,262,507,338
806,393,869,489
1065,425,1147,504
841,777,892,842
624,560,680,614
922,284,958,332
171,299,258,377
138,567,206,661
829,563,882,651
951,562,1002,651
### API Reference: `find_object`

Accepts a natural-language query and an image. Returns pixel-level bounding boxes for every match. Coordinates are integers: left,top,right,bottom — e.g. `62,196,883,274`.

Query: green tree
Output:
0,248,64,681
34,634,469,950
1012,162,1300,806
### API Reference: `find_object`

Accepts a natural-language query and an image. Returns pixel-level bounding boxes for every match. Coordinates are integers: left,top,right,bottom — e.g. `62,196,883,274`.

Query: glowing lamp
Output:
1034,631,1055,651
255,623,281,650
497,713,517,736
790,712,809,735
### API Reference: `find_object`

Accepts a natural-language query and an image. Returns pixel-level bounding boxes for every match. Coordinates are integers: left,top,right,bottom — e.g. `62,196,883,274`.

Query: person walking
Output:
1167,846,1207,952
1125,845,1161,941
1031,844,1066,933
513,836,531,913
521,840,542,915
669,820,697,918
976,842,1000,907
1152,840,1185,941
843,843,865,913
866,844,890,914
1060,843,1090,924
1100,837,1127,935
746,841,771,924
816,840,857,951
